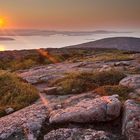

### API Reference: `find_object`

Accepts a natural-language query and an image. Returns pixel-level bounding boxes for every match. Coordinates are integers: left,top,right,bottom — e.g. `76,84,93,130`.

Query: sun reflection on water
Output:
0,45,6,51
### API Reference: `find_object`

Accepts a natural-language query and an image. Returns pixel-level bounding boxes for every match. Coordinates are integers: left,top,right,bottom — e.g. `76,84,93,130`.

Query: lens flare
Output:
39,93,49,107
37,48,59,63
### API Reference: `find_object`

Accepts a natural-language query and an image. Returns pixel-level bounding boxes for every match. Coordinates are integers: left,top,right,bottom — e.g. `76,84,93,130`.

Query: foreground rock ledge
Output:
122,100,140,140
44,128,117,140
0,103,48,140
49,95,121,124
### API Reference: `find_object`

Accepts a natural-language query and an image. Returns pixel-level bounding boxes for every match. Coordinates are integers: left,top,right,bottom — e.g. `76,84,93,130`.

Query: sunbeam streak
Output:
39,93,50,107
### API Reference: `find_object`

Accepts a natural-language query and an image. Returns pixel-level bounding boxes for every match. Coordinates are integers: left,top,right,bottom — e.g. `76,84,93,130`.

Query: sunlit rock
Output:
49,95,121,124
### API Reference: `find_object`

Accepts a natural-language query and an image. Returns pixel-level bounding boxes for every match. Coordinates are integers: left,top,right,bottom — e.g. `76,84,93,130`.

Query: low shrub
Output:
89,52,134,62
10,59,37,71
50,72,98,94
95,85,133,100
50,70,126,95
0,70,39,117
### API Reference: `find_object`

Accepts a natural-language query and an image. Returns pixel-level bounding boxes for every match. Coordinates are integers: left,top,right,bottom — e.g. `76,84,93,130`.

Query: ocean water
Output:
0,31,140,51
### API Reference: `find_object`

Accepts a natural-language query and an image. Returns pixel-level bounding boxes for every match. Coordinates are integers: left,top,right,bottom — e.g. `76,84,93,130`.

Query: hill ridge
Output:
65,37,140,52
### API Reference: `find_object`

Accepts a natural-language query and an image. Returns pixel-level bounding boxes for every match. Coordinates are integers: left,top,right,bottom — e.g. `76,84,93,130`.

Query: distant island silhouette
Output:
0,37,15,41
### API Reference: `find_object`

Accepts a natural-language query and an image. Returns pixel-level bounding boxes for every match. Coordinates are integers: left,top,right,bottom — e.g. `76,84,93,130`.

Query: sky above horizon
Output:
0,0,140,30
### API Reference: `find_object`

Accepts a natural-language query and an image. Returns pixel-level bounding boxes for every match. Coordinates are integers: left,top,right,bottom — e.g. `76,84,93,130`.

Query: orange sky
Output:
0,0,140,30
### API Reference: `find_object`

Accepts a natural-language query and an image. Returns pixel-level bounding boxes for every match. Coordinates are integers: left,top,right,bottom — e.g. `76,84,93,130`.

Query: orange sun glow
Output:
0,18,6,28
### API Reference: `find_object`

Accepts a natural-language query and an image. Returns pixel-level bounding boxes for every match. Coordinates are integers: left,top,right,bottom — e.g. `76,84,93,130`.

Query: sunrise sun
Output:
0,18,6,28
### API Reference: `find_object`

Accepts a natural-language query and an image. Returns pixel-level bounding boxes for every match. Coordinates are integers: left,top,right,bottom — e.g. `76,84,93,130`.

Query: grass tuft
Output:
95,85,133,101
50,70,126,95
0,70,39,117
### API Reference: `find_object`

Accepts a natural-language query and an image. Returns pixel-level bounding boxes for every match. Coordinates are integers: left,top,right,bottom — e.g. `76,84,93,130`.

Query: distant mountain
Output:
66,37,140,52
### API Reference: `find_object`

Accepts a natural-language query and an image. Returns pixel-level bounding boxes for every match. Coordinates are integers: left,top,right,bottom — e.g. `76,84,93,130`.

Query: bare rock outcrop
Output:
49,95,121,124
122,100,140,140
120,75,140,100
18,62,104,84
0,103,48,140
120,75,140,89
44,128,117,140
18,62,92,84
62,91,99,108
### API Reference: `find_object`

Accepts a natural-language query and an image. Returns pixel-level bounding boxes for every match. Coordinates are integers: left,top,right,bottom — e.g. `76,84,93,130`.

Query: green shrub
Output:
87,52,134,62
0,70,39,117
0,53,64,71
50,70,126,95
95,85,133,100
91,70,126,86
10,59,37,70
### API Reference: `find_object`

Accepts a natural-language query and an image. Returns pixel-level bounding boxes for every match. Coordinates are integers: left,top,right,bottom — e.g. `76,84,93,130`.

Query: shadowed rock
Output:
122,100,140,140
44,128,117,140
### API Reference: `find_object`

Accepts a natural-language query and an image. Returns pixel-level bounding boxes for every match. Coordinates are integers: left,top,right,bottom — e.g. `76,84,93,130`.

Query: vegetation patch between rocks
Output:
0,70,39,117
88,52,134,62
95,85,133,101
49,70,126,95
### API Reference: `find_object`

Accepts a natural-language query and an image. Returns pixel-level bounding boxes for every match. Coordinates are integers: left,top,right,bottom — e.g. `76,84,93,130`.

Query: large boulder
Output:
49,95,121,124
44,128,117,140
122,100,140,140
0,103,48,140
119,75,140,89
